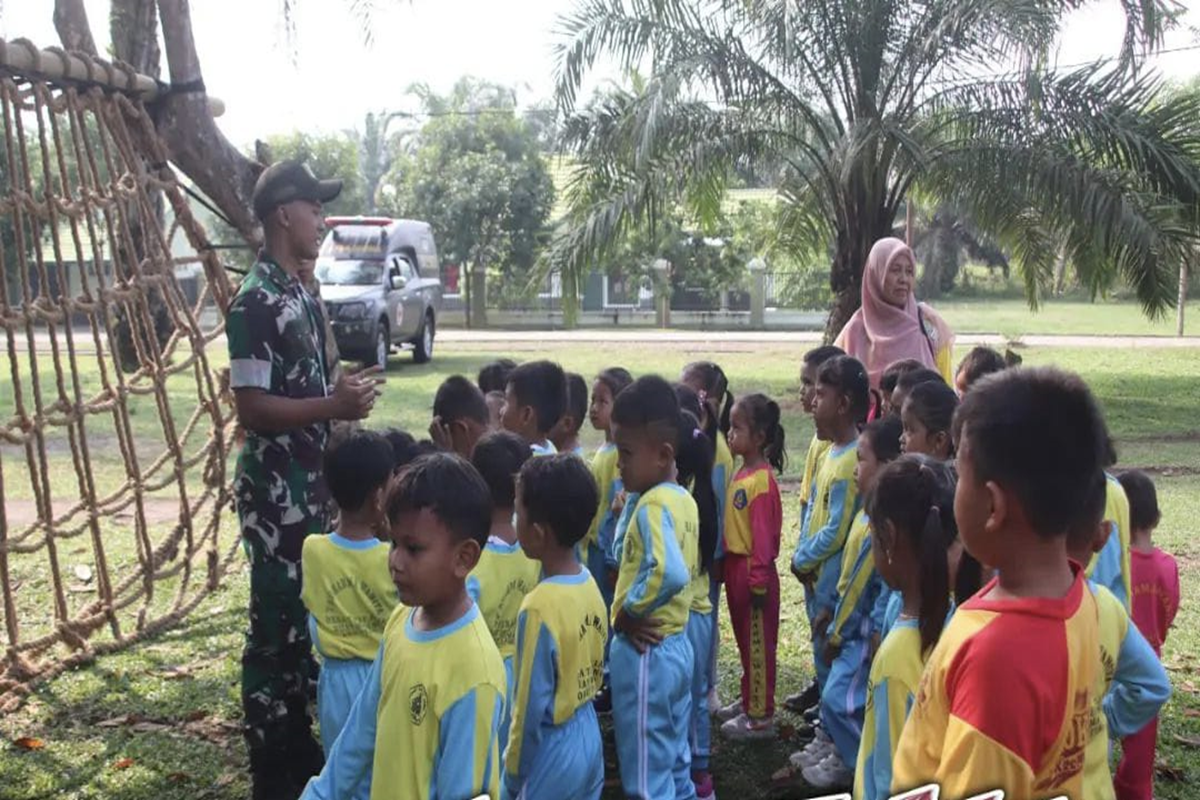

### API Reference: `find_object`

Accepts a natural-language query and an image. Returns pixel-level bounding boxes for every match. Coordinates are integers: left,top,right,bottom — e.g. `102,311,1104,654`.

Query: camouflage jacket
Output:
227,257,333,561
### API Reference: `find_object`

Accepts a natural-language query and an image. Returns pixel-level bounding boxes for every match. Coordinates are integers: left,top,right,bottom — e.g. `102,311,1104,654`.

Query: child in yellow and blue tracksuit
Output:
609,376,699,800
504,454,608,800
300,431,399,774
804,416,902,790
466,431,540,757
301,454,507,800
791,357,869,693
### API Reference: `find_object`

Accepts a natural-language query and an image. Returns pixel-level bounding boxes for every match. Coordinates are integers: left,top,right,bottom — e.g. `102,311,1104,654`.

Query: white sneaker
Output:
788,737,834,769
720,712,776,741
714,698,742,722
802,750,853,790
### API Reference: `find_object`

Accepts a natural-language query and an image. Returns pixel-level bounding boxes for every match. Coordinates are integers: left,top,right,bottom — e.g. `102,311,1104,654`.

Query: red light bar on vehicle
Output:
325,216,393,227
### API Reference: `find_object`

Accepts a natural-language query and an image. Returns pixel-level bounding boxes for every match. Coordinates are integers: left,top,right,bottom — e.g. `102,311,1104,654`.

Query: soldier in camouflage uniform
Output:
227,161,381,800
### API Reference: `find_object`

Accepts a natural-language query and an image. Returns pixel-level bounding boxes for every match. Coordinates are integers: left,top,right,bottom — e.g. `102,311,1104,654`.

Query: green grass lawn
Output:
1,340,1198,799
935,297,1200,337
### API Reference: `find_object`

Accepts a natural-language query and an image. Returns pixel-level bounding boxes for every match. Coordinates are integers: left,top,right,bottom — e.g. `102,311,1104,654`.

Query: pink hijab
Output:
834,237,955,387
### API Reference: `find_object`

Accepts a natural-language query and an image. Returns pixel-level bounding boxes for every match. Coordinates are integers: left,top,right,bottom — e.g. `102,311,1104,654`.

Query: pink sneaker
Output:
693,771,716,800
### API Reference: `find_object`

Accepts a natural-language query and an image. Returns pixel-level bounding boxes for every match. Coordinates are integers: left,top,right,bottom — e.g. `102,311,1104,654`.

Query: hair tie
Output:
693,428,704,440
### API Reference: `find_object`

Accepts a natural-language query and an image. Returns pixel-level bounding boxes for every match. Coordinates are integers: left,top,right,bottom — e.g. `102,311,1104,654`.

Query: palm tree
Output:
550,0,1200,336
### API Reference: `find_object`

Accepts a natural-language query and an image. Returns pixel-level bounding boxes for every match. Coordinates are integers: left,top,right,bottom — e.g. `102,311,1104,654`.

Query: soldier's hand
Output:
333,366,384,420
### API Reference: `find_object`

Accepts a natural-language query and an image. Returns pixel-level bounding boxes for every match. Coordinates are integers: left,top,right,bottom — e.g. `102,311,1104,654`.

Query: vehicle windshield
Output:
315,260,383,286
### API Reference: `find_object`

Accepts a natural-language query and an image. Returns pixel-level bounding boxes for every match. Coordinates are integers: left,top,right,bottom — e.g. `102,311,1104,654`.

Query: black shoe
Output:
593,683,613,715
284,729,324,786
783,679,820,714
249,747,300,800
803,705,820,725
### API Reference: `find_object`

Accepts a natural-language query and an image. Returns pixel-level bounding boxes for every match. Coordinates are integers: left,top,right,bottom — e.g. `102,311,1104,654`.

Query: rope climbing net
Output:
0,39,238,711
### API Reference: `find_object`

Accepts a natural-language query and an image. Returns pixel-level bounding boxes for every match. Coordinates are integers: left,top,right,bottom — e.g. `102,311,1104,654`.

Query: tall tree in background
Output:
380,79,555,305
551,0,1200,336
263,131,367,216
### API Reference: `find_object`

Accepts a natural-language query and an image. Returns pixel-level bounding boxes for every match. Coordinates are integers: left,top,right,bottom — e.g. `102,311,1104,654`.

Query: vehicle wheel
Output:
367,321,389,368
413,312,434,364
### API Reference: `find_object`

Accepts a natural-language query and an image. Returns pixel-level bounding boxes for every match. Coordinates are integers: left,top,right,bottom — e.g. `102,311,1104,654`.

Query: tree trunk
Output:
53,0,98,55
825,216,892,343
155,0,263,247
107,0,172,373
1179,255,1189,338
111,0,161,75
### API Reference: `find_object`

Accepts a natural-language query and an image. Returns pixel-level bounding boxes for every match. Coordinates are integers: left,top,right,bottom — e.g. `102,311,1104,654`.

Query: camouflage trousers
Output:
241,550,317,754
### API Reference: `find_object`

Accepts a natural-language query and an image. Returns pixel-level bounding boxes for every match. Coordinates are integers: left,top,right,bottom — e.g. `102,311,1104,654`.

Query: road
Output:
12,327,1200,356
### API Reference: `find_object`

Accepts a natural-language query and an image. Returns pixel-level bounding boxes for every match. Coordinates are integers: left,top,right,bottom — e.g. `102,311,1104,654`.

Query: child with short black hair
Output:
878,359,924,417
467,430,539,757
502,360,568,456
854,455,957,800
899,380,958,461
791,355,869,737
1115,470,1179,800
383,428,423,474
505,454,606,800
430,375,490,458
478,358,518,394
550,372,589,457
954,345,1007,396
609,375,700,800
718,394,785,748
302,431,400,770
889,366,944,418
784,344,845,715
798,346,846,515
1066,473,1171,800
302,453,506,800
893,367,1112,798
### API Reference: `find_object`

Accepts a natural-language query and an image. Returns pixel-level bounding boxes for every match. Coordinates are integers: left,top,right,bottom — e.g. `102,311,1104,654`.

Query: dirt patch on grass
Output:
3,498,183,527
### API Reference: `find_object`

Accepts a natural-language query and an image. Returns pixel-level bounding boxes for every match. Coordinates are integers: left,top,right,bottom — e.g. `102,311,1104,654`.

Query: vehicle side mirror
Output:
387,271,405,291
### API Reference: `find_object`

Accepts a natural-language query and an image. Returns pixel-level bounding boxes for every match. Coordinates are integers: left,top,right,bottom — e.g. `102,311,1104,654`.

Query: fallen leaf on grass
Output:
1184,709,1200,718
96,715,134,728
184,709,207,722
1179,680,1198,694
112,758,134,770
776,722,796,741
1155,762,1184,782
214,773,237,788
167,772,189,783
1173,734,1200,749
13,737,45,751
129,721,171,734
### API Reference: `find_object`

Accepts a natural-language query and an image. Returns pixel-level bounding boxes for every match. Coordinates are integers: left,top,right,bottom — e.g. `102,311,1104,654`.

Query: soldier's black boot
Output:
285,699,325,790
249,746,300,800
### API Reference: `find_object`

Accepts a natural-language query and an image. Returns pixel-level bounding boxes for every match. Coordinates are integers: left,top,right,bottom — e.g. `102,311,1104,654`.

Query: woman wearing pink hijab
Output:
834,237,955,388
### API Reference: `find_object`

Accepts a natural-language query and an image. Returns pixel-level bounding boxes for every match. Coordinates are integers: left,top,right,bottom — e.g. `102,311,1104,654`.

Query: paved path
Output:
438,329,1200,349
14,328,1200,354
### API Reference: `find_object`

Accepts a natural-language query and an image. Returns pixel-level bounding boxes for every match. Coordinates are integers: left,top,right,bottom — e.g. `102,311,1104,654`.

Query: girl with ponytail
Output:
673,409,720,798
715,394,784,746
854,455,957,800
797,415,903,790
680,363,736,718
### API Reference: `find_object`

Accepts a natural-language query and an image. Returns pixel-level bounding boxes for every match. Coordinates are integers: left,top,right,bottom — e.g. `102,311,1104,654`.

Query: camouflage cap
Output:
252,160,343,221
